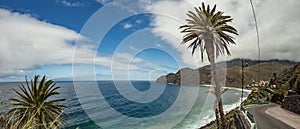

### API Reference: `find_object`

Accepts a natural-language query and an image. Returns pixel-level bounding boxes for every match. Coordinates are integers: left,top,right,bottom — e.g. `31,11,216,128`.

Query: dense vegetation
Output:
244,63,300,104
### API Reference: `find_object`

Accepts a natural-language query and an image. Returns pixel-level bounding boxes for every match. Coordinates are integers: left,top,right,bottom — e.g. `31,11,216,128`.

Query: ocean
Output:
0,81,250,129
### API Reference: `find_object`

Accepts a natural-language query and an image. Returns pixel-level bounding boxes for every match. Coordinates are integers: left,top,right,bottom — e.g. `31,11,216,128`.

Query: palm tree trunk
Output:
211,60,227,129
205,36,227,129
218,97,226,128
215,102,221,128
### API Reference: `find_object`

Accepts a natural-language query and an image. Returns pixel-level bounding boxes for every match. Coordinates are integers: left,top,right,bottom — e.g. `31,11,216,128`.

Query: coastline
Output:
158,83,252,129
193,96,249,128
162,82,252,93
1,81,250,129
197,87,251,129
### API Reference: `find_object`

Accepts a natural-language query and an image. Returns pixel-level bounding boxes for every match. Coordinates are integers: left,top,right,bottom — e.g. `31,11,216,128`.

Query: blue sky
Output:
0,0,101,32
0,0,299,81
0,0,184,81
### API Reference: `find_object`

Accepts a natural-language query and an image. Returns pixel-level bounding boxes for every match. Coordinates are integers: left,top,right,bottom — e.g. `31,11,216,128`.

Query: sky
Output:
0,0,299,82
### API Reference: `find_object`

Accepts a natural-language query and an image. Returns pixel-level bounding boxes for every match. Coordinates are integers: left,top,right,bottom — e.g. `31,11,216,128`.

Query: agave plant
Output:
180,2,238,129
7,75,66,129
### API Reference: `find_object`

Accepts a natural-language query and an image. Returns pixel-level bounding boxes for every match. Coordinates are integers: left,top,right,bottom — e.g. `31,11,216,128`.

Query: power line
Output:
250,0,261,81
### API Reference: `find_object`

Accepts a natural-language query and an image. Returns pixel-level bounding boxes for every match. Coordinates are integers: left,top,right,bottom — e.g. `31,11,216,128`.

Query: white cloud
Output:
60,0,86,7
145,0,300,67
4,0,298,80
0,9,83,75
123,23,133,29
139,60,178,71
129,46,139,51
98,0,154,14
96,0,112,5
135,19,142,24
155,43,162,48
144,0,208,67
0,9,152,77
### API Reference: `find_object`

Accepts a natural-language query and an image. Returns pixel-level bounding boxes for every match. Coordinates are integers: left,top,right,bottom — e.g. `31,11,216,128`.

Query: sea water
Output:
0,81,250,129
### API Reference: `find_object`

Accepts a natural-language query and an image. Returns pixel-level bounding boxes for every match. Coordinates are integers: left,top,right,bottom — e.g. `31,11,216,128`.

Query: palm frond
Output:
7,75,66,128
179,2,238,63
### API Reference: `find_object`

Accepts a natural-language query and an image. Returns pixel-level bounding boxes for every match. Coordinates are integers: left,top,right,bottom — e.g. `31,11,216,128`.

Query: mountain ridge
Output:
156,59,298,87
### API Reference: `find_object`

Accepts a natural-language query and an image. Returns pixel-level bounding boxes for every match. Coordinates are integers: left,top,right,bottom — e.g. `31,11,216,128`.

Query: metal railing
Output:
244,101,269,105
241,106,258,129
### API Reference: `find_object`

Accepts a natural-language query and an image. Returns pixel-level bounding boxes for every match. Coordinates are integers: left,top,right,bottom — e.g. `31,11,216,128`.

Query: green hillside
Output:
227,62,294,87
276,63,300,94
156,59,298,88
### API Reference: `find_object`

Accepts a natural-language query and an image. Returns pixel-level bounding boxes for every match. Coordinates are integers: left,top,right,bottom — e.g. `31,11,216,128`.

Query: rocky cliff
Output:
275,63,300,114
156,59,297,87
156,67,211,85
276,63,300,93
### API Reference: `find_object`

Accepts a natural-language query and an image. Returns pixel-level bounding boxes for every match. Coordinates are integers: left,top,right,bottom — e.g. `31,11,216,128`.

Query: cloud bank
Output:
0,9,84,76
0,9,150,78
145,0,300,67
1,0,299,80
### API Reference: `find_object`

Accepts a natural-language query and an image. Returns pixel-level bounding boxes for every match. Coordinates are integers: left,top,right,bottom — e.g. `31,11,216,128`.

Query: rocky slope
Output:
276,63,300,93
273,63,300,114
156,59,297,87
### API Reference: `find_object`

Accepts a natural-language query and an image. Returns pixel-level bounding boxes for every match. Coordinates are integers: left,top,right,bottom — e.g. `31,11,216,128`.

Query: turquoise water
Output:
0,81,250,129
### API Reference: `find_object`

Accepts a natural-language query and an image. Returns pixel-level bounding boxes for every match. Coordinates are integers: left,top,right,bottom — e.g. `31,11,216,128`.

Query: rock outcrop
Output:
276,63,300,93
273,63,300,114
156,67,211,85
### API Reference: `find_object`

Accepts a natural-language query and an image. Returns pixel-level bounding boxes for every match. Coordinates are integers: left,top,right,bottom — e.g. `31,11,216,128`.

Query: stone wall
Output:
281,95,300,114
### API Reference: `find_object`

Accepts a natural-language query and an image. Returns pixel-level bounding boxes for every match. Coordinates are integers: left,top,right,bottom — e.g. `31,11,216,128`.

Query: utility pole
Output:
241,59,249,106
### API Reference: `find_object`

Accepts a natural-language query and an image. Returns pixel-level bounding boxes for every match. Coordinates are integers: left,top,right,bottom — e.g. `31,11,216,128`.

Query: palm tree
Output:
7,75,66,129
179,2,238,129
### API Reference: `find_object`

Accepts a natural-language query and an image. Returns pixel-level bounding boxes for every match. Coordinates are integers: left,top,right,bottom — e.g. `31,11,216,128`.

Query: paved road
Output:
247,103,295,129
